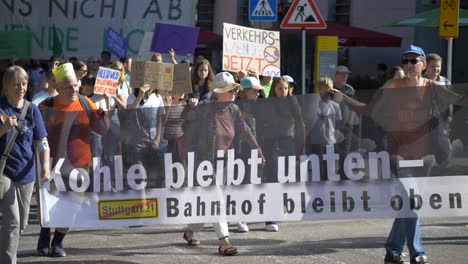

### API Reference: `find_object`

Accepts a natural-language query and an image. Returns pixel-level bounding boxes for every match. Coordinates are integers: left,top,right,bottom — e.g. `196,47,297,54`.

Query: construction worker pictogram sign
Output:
280,0,327,29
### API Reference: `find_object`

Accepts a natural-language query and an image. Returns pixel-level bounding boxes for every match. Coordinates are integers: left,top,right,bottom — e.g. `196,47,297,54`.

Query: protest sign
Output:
151,23,199,56
0,0,196,59
131,61,174,95
172,63,192,95
223,23,281,77
107,27,128,58
95,67,121,96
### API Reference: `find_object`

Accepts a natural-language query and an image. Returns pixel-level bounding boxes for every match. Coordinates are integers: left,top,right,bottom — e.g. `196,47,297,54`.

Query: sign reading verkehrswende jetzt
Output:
223,23,280,77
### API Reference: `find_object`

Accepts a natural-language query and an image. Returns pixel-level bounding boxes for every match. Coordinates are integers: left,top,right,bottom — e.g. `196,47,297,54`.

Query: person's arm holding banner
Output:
241,127,266,167
87,96,110,136
35,138,51,182
152,114,163,150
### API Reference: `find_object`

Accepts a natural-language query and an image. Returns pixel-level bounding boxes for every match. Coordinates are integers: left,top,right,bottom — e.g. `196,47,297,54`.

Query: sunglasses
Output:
402,58,423,65
229,89,239,94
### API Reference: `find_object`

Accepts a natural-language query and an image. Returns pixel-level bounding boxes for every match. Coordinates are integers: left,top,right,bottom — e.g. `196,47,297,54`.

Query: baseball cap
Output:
402,45,426,59
213,72,242,93
336,65,351,74
240,77,264,90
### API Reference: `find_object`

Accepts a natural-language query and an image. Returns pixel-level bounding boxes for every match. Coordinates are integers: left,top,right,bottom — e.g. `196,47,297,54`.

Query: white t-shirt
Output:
126,93,166,140
310,99,342,145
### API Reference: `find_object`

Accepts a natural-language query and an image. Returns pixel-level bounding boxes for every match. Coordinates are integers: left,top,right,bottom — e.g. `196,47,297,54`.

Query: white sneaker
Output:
265,224,279,232
237,222,249,232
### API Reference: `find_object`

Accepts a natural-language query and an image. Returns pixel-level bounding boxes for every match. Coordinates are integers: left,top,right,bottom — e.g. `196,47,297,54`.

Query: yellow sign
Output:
98,198,159,220
439,0,460,38
314,36,338,93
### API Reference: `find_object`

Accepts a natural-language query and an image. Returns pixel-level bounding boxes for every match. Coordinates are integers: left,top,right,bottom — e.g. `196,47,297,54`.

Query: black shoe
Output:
36,247,49,256
411,255,429,264
37,228,51,256
50,244,67,257
384,253,409,264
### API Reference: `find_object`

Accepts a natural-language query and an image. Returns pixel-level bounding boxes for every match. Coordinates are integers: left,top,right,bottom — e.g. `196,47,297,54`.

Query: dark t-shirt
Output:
0,97,47,183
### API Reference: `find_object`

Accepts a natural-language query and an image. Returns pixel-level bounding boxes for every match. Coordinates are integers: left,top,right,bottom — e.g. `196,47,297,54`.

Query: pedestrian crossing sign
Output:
280,0,326,29
249,0,278,21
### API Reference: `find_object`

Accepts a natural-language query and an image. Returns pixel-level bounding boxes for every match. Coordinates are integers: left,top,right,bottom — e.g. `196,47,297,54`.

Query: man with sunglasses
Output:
332,45,468,264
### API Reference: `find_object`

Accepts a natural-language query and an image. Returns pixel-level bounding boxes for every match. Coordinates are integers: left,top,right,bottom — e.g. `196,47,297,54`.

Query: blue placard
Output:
106,27,128,59
151,23,199,56
249,0,277,21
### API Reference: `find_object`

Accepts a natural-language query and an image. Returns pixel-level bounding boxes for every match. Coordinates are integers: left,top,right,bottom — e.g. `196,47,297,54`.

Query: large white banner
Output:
39,152,468,228
0,0,195,59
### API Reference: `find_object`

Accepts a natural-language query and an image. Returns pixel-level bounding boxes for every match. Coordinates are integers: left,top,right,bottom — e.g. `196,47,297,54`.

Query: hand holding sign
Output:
130,61,174,96
138,84,151,98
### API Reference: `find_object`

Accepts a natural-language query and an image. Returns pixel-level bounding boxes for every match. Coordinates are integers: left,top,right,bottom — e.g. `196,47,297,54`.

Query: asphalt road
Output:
16,203,468,264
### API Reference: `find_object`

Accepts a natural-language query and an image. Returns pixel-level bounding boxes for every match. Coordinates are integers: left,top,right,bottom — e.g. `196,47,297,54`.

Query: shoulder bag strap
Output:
0,100,30,199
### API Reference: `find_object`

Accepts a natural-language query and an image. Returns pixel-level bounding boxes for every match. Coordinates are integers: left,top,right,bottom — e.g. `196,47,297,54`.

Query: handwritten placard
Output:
95,67,120,96
172,63,192,95
130,61,174,95
223,23,281,77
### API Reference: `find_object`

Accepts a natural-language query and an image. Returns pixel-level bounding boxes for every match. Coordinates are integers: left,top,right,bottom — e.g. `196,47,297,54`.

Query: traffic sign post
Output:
249,0,277,21
439,0,460,83
280,0,326,29
439,0,459,38
280,0,326,94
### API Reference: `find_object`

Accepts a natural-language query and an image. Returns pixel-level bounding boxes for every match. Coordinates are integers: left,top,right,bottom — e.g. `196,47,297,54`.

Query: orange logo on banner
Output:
280,0,327,29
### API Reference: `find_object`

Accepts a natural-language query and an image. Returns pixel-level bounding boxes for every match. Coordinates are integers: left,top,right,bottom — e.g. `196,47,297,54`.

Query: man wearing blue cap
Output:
331,44,468,264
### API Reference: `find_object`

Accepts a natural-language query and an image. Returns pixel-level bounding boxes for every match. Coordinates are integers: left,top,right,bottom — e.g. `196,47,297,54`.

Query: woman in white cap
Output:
281,75,296,96
234,76,264,232
182,72,264,256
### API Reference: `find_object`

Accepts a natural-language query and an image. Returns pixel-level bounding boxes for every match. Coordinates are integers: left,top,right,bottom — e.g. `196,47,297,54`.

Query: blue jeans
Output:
385,155,434,259
385,217,425,259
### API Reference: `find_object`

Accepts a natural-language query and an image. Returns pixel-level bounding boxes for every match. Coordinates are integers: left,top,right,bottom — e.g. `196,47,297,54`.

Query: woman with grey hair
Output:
0,66,50,264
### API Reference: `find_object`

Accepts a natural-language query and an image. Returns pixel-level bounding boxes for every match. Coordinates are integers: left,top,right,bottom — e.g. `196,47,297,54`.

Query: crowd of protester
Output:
1,44,467,264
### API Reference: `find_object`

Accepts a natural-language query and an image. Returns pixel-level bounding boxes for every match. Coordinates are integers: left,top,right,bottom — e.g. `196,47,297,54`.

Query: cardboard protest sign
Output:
95,67,121,96
151,23,200,56
223,23,281,77
172,64,192,95
106,27,128,59
130,61,174,95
